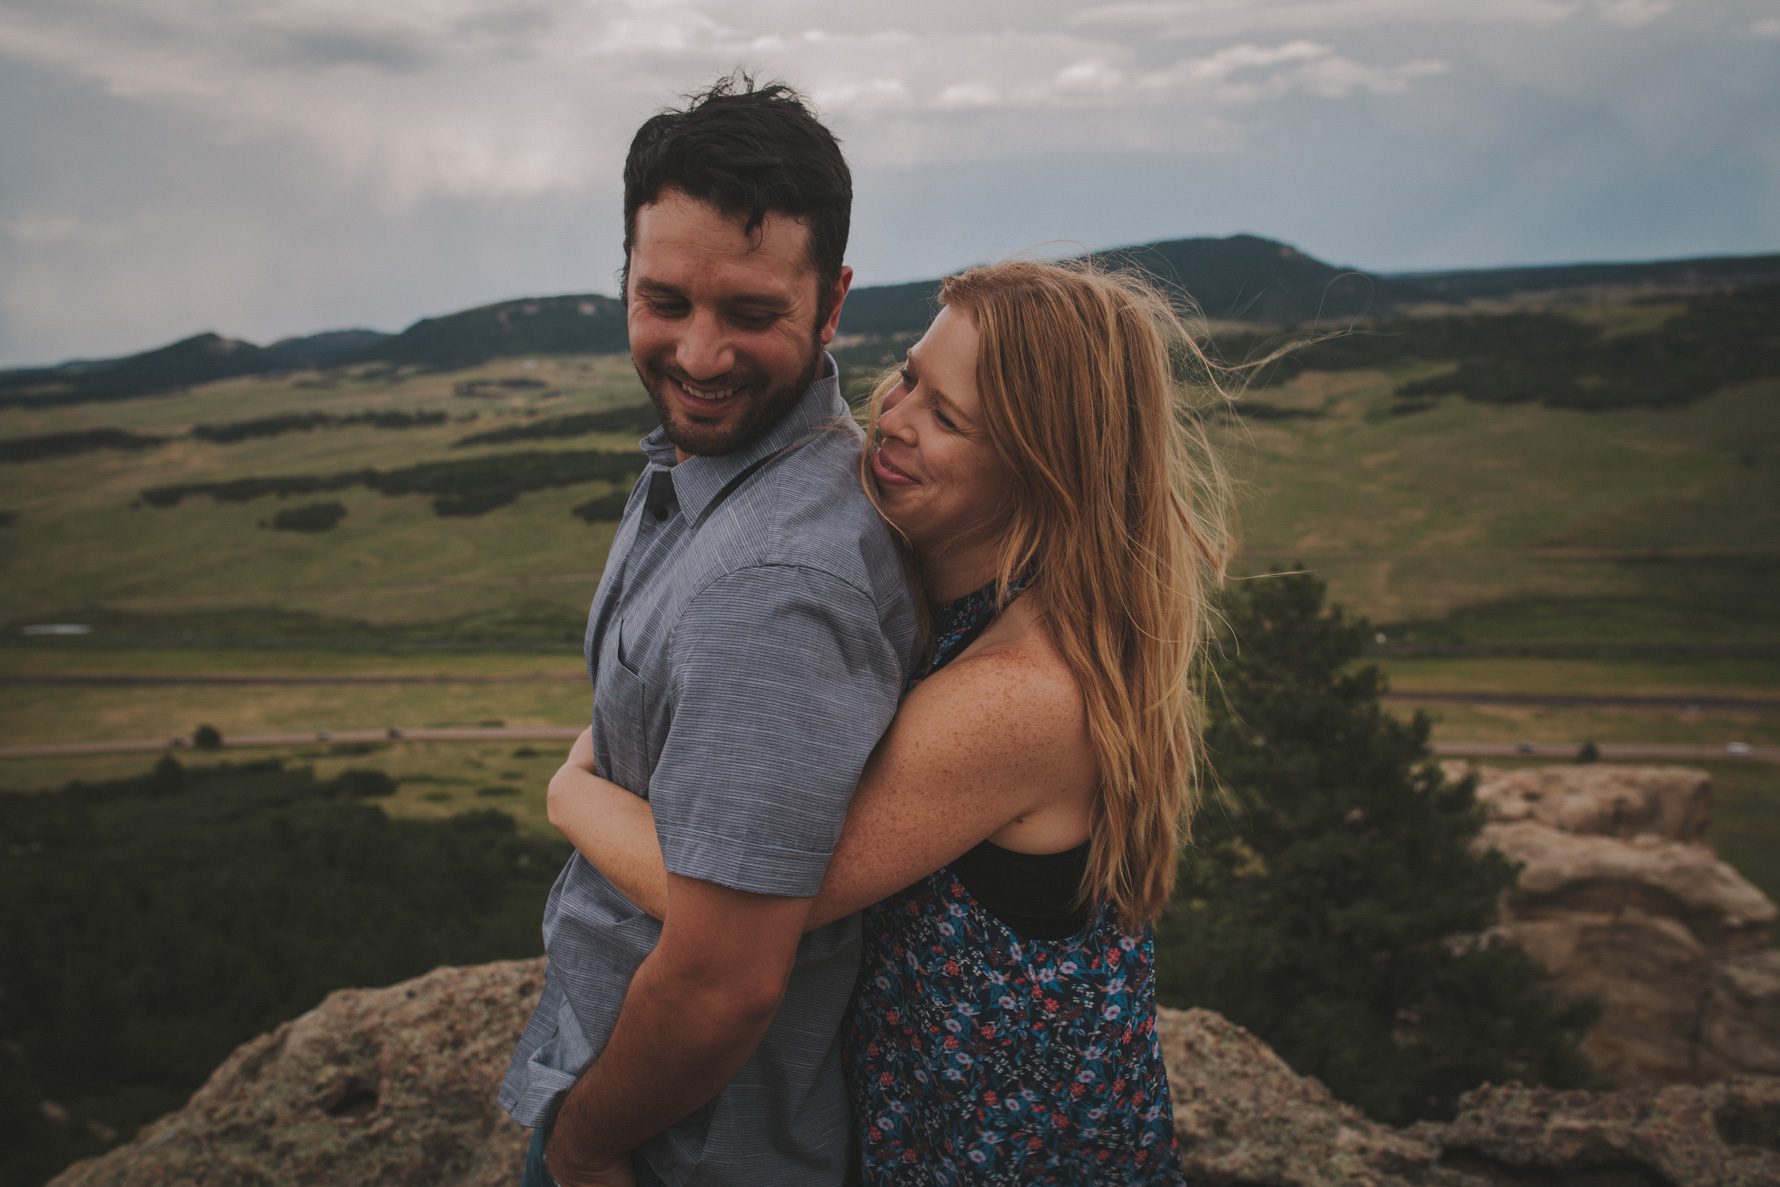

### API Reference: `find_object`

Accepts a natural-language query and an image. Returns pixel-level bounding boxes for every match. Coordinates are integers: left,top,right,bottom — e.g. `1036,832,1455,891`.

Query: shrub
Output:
147,756,185,795
269,502,347,532
141,450,639,518
452,405,659,448
332,769,397,798
0,428,165,462
571,490,634,523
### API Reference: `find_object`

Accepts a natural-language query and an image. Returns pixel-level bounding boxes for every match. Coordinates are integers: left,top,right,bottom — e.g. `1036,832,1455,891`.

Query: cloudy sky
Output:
1,0,1776,367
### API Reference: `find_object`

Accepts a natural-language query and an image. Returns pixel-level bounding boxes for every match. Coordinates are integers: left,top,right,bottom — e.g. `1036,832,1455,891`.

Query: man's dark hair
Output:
622,73,852,320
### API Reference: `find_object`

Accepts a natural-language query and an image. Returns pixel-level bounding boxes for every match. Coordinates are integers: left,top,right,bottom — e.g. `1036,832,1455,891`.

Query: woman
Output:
550,259,1232,1183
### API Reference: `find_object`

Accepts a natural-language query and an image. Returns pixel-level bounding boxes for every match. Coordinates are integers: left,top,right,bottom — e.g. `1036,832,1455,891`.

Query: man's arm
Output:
544,874,812,1186
546,561,906,1183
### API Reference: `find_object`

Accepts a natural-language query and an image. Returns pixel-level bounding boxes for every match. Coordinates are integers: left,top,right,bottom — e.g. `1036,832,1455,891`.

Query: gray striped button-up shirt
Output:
501,362,916,1186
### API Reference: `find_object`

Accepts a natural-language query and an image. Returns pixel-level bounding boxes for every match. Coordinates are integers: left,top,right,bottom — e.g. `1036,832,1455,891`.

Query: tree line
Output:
1219,284,1780,411
139,449,641,518
0,758,571,1187
0,411,453,464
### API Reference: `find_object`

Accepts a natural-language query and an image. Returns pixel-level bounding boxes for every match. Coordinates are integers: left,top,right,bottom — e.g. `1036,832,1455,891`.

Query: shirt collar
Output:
639,354,849,525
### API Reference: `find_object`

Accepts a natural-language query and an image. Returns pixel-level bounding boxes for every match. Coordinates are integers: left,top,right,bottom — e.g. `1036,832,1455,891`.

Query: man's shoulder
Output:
709,420,903,584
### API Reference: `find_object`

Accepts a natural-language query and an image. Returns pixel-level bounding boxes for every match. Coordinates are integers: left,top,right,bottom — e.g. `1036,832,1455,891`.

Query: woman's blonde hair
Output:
865,259,1235,931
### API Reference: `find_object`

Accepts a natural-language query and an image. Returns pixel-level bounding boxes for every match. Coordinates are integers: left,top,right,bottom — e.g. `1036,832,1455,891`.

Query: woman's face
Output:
868,304,1016,561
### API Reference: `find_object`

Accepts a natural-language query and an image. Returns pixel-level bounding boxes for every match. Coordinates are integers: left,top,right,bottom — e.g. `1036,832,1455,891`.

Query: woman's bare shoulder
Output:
907,615,1086,749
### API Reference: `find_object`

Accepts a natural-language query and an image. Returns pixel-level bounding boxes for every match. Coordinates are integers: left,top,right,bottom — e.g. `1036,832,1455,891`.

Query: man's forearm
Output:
544,935,786,1180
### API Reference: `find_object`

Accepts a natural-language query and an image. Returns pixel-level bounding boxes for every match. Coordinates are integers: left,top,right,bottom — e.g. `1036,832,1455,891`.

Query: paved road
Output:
8,674,1775,711
1430,740,1779,764
1388,691,1780,711
0,726,583,759
0,674,581,687
2,729,1773,765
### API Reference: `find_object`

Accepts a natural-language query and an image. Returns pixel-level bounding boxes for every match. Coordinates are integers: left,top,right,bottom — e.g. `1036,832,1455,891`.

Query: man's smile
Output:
670,375,742,404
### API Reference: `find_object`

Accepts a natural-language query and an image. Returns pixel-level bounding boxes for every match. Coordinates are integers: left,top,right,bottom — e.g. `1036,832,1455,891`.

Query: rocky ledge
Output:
1460,763,1780,1086
50,956,1780,1187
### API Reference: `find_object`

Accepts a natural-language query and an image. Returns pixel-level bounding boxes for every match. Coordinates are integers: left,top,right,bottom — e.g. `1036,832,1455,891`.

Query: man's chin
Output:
641,349,822,457
663,420,747,457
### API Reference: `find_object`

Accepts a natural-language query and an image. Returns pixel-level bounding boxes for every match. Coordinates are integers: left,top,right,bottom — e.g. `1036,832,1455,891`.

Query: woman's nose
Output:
879,389,916,441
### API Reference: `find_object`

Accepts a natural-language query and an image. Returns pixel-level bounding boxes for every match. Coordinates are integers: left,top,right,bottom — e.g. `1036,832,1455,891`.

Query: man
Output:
500,76,916,1187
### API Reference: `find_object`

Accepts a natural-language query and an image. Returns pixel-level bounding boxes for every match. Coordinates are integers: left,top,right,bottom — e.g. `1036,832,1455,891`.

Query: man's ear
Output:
818,265,854,346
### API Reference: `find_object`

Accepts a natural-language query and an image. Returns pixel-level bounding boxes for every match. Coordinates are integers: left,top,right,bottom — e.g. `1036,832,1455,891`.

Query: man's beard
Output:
639,336,826,458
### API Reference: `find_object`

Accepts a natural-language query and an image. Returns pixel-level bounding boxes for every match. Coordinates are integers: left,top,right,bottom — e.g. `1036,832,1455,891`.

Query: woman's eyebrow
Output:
904,348,973,425
932,390,973,426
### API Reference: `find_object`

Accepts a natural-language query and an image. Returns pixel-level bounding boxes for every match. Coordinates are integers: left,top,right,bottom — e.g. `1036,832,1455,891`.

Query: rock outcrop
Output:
49,959,541,1187
50,957,1780,1187
1453,763,1780,1089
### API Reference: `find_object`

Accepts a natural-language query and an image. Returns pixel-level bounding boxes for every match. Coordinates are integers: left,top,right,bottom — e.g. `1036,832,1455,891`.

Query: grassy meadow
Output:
2,288,1775,786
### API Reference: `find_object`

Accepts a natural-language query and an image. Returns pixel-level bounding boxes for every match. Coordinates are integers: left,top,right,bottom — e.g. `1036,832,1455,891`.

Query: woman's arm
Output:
551,648,1093,929
547,728,669,918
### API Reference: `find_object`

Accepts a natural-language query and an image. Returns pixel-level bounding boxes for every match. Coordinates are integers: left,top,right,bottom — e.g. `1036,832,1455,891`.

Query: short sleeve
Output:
648,564,906,897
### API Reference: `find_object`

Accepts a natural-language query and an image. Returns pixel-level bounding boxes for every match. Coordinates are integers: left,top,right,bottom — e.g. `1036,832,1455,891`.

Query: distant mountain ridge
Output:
365,294,628,369
5,237,1777,407
0,329,389,408
841,233,1419,332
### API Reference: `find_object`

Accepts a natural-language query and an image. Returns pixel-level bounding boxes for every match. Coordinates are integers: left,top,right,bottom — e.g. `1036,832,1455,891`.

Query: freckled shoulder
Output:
902,622,1090,772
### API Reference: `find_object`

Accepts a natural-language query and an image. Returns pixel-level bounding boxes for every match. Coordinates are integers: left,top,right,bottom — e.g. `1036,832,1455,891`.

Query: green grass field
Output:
2,290,1775,791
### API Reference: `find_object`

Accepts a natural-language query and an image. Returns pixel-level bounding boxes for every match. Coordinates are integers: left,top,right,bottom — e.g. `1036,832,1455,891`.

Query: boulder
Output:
1420,1076,1780,1187
1454,763,1780,1088
1702,950,1780,1080
49,959,1780,1187
1466,763,1712,841
48,959,542,1187
1159,1008,1458,1186
1482,820,1776,953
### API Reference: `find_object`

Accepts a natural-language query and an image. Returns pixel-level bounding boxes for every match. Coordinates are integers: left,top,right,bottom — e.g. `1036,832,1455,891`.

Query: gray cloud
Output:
0,0,1774,366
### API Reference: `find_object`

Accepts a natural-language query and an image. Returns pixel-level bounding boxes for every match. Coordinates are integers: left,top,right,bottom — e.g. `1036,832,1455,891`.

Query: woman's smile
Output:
870,444,919,487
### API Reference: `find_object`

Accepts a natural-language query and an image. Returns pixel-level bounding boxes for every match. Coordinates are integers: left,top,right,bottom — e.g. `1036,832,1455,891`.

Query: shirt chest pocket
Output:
593,618,657,793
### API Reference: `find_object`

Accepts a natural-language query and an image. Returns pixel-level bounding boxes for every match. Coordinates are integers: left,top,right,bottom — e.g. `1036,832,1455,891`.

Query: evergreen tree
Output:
1156,570,1594,1124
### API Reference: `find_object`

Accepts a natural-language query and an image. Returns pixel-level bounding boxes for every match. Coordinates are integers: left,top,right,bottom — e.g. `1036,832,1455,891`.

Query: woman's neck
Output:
919,541,1003,603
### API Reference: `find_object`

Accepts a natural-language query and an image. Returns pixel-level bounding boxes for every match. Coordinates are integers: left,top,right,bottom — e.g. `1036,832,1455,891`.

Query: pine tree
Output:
1156,570,1594,1123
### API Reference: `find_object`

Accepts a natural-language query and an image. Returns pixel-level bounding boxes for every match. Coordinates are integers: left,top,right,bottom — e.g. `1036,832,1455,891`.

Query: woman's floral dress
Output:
842,577,1186,1185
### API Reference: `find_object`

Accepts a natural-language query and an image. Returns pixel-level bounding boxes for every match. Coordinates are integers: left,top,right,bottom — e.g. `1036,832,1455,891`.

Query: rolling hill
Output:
8,237,1777,407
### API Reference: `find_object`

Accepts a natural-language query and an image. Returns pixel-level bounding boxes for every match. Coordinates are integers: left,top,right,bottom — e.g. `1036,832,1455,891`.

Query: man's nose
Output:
675,312,733,380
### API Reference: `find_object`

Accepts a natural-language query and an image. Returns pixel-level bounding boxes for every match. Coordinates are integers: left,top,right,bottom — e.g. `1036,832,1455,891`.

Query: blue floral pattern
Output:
845,873,1185,1184
842,574,1186,1184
